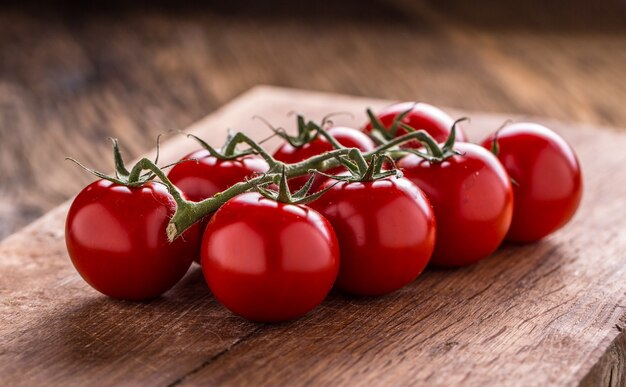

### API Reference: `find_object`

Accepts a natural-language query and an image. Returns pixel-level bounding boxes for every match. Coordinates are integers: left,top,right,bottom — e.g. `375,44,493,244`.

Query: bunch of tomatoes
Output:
65,102,583,322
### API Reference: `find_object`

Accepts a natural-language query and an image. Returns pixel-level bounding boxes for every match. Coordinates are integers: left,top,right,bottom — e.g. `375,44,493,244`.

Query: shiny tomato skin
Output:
310,177,436,296
481,123,583,242
398,142,513,267
363,102,468,147
201,192,339,322
168,150,268,202
273,127,375,191
65,180,199,301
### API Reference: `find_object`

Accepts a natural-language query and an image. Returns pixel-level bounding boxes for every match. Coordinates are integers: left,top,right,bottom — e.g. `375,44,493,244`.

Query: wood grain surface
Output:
1,86,625,386
1,0,626,239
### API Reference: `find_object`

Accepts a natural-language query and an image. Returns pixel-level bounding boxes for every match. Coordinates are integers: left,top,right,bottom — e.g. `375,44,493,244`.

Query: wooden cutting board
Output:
1,86,624,386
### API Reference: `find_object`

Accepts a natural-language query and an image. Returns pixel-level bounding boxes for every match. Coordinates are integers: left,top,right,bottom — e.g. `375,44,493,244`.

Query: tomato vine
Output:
130,125,444,242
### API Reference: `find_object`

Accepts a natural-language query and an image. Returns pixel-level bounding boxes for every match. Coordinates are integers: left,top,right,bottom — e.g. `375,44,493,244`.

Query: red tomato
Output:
201,192,339,322
398,142,513,267
481,123,583,242
310,177,436,296
273,126,375,191
363,102,468,147
168,150,268,202
65,180,199,301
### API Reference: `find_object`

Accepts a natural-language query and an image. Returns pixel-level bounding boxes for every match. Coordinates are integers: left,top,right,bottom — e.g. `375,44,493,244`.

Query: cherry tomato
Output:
363,102,468,148
310,177,436,295
398,142,513,267
65,180,200,301
481,123,583,242
273,127,375,191
201,192,339,322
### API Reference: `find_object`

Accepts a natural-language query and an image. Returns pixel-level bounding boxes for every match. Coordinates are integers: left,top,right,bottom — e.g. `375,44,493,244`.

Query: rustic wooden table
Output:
2,87,626,386
1,1,625,385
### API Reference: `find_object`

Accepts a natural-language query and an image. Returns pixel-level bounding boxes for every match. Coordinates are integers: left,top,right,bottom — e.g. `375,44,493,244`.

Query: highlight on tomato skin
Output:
398,142,514,267
65,180,200,301
310,177,436,296
480,123,583,243
201,192,340,323
273,126,375,191
363,102,468,146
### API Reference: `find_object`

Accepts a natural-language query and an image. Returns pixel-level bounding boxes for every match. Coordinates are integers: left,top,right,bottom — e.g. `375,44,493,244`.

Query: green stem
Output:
128,161,146,184
361,155,378,181
349,148,369,174
365,129,436,157
132,158,188,205
310,123,344,150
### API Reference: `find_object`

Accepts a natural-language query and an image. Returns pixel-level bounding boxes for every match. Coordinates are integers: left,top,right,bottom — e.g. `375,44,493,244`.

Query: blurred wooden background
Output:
1,0,626,239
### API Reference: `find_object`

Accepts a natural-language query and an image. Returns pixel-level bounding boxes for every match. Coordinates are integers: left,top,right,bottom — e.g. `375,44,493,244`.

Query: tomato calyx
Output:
185,130,282,172
366,104,416,144
186,131,255,160
355,153,401,182
399,118,468,163
316,149,401,183
66,137,177,187
248,166,336,205
256,113,345,150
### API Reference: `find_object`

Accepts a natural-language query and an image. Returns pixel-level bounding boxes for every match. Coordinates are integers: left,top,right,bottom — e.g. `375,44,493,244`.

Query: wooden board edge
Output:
580,330,626,386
